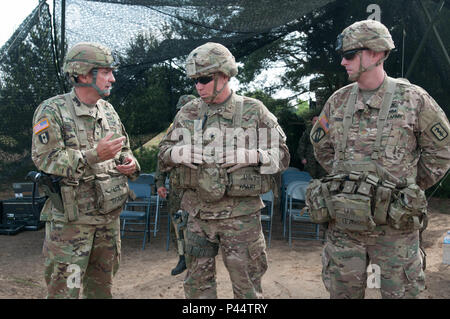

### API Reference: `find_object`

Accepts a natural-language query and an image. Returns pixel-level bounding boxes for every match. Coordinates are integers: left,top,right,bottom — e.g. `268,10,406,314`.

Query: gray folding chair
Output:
260,190,274,248
286,181,321,246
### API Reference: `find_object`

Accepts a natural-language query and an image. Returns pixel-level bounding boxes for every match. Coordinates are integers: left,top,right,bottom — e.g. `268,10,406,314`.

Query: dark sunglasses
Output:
341,48,369,60
193,76,214,85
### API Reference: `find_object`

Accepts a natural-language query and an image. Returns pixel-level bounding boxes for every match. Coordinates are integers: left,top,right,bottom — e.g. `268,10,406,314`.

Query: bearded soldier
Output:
307,20,450,299
31,42,140,298
158,42,290,298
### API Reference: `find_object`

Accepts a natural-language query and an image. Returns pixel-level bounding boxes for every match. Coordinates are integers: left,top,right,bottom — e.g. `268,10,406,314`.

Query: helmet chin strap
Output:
73,69,110,98
350,51,390,82
202,74,228,104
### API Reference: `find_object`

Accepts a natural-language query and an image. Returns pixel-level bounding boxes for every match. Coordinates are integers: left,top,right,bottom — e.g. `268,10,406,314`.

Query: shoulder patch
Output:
33,118,50,135
311,126,326,143
430,122,448,141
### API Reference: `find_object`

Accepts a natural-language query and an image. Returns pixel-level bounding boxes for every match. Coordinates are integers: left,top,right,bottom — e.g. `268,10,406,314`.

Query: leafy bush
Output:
133,146,159,173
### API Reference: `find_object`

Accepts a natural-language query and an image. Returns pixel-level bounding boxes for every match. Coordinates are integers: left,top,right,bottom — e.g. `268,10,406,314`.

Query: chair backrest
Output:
286,181,309,201
128,181,152,199
260,190,274,202
133,173,155,185
282,170,312,188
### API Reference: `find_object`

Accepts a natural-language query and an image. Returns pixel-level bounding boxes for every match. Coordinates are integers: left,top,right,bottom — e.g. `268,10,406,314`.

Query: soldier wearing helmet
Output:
158,42,290,298
308,20,450,299
31,42,140,298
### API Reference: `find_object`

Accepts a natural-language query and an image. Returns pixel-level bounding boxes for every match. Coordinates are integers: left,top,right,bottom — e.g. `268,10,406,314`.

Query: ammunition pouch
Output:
185,230,219,258
388,184,427,231
170,165,198,189
226,166,272,197
60,185,79,222
306,172,425,233
95,170,129,214
197,164,228,203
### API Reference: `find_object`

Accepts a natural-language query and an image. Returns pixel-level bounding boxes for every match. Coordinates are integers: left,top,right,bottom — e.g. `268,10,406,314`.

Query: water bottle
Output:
444,231,450,265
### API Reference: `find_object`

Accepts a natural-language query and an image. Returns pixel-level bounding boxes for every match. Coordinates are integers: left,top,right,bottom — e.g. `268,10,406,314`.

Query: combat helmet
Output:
176,94,196,110
63,42,118,97
186,42,238,78
336,19,395,53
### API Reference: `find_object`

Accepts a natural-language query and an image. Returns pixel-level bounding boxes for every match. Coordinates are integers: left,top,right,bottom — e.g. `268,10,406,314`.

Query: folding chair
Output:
136,173,163,237
260,190,274,248
286,181,321,246
120,181,153,250
281,170,312,238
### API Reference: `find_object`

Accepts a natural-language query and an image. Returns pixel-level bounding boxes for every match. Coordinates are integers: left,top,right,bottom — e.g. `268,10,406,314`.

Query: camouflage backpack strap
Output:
63,94,89,150
371,76,398,160
339,83,359,160
232,95,244,128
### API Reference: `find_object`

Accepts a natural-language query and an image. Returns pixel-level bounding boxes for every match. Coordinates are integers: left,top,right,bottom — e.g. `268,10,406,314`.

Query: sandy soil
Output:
0,195,449,299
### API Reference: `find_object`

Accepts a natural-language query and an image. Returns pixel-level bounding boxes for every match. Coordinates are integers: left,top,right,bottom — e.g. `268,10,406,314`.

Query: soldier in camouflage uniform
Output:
297,116,327,179
158,42,290,298
155,94,196,276
307,20,450,298
31,42,140,298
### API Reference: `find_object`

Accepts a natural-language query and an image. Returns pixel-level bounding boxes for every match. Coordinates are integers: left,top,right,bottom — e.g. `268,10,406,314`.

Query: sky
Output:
0,0,47,47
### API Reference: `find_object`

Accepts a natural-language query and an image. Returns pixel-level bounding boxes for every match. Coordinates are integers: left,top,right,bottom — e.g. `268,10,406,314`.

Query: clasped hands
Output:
171,144,262,173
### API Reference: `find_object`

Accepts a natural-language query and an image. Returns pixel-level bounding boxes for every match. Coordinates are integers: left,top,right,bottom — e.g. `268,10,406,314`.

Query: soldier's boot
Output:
171,255,187,276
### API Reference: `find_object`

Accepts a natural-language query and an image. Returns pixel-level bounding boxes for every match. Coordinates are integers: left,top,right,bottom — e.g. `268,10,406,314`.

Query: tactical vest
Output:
57,94,129,221
171,95,272,203
306,77,427,232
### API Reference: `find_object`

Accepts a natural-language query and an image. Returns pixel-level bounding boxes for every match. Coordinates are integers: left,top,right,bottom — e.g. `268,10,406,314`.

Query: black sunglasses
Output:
193,76,214,85
341,48,369,60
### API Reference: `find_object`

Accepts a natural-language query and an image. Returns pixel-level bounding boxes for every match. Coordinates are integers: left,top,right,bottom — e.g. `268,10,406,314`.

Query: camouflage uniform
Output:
31,42,140,298
309,20,450,299
158,43,290,298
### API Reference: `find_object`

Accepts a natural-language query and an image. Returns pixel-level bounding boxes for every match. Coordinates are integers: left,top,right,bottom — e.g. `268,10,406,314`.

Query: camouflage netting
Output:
0,0,449,187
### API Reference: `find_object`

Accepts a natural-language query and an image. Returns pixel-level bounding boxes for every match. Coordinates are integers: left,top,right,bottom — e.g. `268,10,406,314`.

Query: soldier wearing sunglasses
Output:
308,20,450,299
158,42,290,299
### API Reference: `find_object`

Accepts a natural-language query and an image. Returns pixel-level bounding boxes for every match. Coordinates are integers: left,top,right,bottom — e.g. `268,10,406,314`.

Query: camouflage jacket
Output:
31,89,140,225
310,75,450,190
158,92,290,219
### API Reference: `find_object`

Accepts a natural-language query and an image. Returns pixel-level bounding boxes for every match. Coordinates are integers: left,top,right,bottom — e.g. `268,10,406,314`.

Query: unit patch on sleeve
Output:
33,118,50,135
38,131,49,144
311,126,326,143
430,123,448,141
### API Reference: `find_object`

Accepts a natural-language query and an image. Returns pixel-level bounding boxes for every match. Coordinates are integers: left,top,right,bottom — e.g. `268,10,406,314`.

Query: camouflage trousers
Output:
168,187,184,255
184,211,268,299
42,218,121,299
322,223,425,299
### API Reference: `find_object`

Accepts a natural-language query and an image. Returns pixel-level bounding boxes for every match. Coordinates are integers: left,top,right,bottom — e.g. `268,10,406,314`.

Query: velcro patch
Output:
33,118,50,135
311,126,326,143
430,123,448,141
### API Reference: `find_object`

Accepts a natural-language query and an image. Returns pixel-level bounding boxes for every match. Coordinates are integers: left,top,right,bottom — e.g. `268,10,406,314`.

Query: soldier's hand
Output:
116,156,137,176
302,158,307,165
97,133,126,161
220,149,259,173
157,186,168,199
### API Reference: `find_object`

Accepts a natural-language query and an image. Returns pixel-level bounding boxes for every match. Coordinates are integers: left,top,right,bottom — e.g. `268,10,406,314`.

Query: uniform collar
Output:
205,91,235,120
358,73,388,110
70,89,99,118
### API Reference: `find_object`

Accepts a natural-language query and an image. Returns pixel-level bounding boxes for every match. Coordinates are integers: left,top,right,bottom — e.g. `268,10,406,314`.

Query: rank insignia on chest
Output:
430,123,448,141
38,131,49,144
33,118,50,134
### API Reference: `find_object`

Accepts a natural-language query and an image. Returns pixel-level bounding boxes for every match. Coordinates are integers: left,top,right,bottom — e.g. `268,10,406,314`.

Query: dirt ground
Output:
0,195,449,299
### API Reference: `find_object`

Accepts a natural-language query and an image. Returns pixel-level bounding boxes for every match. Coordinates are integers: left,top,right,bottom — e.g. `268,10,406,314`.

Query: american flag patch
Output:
318,114,329,134
33,118,50,135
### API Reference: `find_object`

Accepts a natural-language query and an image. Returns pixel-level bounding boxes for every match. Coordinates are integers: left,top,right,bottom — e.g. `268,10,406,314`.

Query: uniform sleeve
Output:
310,99,334,173
158,117,182,173
154,161,167,189
416,91,450,190
257,103,290,174
31,101,91,181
